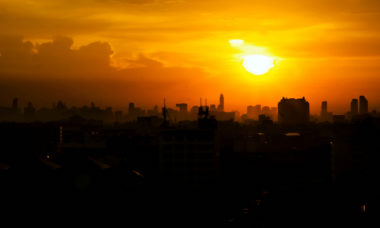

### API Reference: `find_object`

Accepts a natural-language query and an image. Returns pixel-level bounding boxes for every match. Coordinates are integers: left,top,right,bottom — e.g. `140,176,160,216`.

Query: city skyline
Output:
0,93,377,116
2,94,378,125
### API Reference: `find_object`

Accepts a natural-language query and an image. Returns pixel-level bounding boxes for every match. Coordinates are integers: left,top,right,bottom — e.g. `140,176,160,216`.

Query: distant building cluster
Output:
1,94,379,126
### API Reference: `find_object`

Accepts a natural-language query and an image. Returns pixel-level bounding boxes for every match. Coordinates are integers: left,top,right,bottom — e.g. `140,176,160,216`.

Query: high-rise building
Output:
210,105,216,111
219,94,224,112
351,99,358,115
320,101,328,122
278,97,309,124
247,105,254,119
190,106,199,115
12,98,18,109
24,102,36,121
262,106,270,114
129,103,135,113
11,97,21,116
321,101,327,115
176,103,188,114
247,105,261,120
359,96,368,114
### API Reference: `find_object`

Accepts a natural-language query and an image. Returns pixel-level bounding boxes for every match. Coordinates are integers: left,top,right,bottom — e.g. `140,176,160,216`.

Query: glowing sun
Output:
241,55,275,75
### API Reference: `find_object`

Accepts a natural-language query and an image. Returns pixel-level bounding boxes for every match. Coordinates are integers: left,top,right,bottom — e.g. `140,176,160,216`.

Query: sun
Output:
229,39,245,47
241,55,275,75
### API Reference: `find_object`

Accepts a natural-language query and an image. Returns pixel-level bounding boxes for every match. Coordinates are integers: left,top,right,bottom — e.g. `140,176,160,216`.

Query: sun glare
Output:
241,55,275,75
229,39,245,47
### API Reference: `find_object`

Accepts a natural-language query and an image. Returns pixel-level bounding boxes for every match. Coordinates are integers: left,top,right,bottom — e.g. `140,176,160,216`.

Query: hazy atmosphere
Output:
2,0,380,114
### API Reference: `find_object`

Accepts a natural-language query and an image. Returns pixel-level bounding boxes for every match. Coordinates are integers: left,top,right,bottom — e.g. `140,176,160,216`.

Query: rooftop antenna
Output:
161,98,172,128
200,98,202,107
206,99,207,107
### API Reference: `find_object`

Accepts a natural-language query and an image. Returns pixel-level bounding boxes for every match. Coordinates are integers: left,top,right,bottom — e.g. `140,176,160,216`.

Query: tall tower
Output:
219,94,224,112
359,96,368,114
128,103,135,113
320,101,327,121
321,101,327,115
351,99,358,115
12,98,18,109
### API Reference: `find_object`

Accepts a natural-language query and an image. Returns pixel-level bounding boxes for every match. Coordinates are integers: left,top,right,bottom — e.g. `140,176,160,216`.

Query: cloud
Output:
0,35,114,74
116,0,156,4
0,34,211,110
124,53,164,68
0,35,34,66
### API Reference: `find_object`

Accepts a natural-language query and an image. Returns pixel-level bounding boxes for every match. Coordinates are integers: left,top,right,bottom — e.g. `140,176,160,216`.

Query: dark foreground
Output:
1,164,374,227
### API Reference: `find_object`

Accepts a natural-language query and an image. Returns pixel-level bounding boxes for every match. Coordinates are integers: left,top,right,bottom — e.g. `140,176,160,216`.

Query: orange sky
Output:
1,0,380,115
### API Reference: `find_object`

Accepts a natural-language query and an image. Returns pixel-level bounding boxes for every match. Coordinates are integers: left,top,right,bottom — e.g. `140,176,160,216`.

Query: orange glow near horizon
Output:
1,1,380,115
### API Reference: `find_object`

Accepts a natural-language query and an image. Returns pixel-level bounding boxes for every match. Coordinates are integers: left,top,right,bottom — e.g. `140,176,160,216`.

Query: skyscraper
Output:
219,94,224,112
12,98,18,109
351,99,358,115
320,101,328,121
359,96,368,114
247,105,254,119
278,97,309,124
321,101,327,114
129,103,135,112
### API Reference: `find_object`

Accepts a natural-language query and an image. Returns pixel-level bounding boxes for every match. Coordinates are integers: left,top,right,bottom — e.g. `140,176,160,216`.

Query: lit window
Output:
47,155,49,159
360,205,365,212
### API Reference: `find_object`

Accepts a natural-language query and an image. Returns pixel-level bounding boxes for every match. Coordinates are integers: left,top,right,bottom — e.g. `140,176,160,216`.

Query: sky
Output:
1,0,380,115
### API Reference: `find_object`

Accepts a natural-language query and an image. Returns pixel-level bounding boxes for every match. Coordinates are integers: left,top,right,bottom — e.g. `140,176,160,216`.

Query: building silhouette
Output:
9,97,21,121
217,94,224,112
24,102,36,121
176,103,188,115
351,99,358,115
12,98,18,111
321,101,327,115
270,107,278,121
210,105,216,111
262,106,270,115
247,105,254,119
320,101,333,122
359,96,368,114
115,111,123,122
278,97,309,124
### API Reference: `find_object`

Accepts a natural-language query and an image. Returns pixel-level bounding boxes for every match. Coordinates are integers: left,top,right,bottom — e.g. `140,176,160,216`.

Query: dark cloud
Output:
0,35,35,66
0,34,210,110
0,35,114,73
